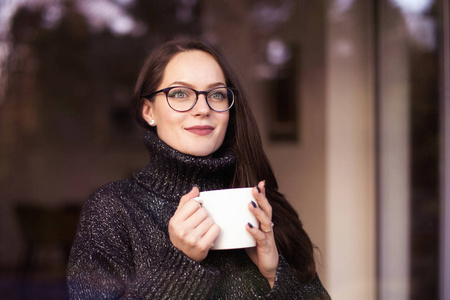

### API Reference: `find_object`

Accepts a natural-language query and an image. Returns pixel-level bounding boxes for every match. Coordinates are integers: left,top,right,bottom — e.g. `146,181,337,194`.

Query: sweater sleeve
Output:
261,254,331,300
67,186,220,300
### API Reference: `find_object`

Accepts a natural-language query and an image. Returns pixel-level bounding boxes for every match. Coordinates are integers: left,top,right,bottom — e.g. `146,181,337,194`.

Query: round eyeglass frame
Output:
143,86,236,112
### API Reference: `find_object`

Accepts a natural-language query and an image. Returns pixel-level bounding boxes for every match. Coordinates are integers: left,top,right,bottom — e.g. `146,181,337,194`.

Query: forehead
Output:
160,50,226,86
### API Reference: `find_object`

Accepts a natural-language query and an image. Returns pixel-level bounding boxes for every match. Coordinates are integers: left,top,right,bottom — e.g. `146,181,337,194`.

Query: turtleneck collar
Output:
133,130,236,201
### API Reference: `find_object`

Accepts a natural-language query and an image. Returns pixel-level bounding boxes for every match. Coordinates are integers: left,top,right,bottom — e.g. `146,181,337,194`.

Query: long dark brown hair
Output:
132,36,316,283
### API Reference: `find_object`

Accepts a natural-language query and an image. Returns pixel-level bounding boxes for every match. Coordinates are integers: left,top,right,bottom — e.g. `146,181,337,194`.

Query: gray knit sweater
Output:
67,131,330,299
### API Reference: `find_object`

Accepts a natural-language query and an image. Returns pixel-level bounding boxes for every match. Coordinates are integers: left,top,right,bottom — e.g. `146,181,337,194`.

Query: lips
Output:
185,125,215,136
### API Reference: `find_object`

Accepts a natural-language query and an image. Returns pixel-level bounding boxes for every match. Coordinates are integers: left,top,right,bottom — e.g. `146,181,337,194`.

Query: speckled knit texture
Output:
67,130,331,299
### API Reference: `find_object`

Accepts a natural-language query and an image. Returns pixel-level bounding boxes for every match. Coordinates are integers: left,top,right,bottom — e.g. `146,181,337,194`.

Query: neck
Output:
133,130,236,200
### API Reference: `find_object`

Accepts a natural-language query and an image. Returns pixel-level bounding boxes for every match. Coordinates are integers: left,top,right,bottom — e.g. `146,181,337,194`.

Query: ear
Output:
142,99,156,126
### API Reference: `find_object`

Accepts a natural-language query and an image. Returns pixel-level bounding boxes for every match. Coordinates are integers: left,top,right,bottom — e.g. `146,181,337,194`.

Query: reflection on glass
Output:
266,39,291,66
390,0,435,14
378,0,441,299
330,0,356,14
389,0,437,50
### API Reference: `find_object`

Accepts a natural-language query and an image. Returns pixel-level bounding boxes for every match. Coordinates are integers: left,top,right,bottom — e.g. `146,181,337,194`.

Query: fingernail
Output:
256,185,261,193
248,222,254,228
263,180,266,188
193,184,199,189
251,201,257,208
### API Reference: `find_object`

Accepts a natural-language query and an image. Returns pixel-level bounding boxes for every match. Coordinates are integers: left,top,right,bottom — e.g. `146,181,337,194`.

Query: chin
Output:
184,145,217,157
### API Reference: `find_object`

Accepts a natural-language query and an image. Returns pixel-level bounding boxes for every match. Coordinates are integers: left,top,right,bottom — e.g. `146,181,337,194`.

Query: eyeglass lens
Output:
166,87,234,112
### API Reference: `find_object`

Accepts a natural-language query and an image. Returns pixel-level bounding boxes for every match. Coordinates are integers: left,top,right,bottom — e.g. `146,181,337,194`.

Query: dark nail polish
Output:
256,185,261,193
263,180,266,188
248,222,254,228
251,201,257,208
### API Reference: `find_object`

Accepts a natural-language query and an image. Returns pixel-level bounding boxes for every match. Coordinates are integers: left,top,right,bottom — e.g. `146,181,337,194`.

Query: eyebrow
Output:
169,81,227,89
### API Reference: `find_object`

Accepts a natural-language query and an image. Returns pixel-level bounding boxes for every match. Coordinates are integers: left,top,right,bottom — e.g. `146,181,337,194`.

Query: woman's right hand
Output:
168,186,220,263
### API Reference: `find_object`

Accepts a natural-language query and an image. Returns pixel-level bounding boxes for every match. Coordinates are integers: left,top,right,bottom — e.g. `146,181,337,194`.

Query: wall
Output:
325,0,376,299
264,0,329,282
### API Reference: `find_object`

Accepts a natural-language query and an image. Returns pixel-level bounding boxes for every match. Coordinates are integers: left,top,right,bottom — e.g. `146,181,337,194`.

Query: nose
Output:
191,94,211,116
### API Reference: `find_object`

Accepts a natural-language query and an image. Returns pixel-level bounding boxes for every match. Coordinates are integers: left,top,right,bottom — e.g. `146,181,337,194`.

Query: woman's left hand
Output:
246,180,279,289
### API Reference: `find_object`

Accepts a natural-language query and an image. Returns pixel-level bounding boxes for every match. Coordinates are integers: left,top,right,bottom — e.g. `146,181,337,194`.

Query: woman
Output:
67,36,330,299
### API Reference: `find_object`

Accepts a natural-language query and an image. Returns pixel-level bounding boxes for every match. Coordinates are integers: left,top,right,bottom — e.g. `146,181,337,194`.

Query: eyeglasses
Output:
144,86,235,112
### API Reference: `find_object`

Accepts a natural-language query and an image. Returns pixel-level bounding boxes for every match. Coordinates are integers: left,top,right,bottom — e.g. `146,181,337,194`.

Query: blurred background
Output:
0,0,449,299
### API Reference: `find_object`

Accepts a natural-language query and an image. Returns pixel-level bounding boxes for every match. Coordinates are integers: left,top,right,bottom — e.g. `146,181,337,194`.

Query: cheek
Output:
155,106,183,127
154,110,183,141
157,118,179,137
217,114,230,139
221,113,230,131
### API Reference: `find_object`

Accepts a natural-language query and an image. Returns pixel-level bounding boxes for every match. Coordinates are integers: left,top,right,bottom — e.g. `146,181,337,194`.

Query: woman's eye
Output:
210,92,225,100
169,90,188,98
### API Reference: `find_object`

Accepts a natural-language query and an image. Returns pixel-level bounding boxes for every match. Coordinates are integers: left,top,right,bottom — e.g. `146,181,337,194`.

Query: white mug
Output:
194,187,259,250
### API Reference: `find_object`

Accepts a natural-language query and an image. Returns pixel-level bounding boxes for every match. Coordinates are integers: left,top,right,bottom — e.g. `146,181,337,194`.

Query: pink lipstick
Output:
185,125,214,136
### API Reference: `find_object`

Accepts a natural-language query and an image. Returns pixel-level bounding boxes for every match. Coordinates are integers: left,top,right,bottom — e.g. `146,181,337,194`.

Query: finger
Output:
246,222,270,244
248,201,272,231
193,216,215,237
176,186,200,212
250,182,275,235
199,224,220,250
260,221,274,235
175,199,203,222
252,181,272,219
186,207,209,229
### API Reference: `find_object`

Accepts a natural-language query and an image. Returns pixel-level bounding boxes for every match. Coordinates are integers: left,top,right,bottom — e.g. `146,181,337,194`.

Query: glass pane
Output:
377,0,442,299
